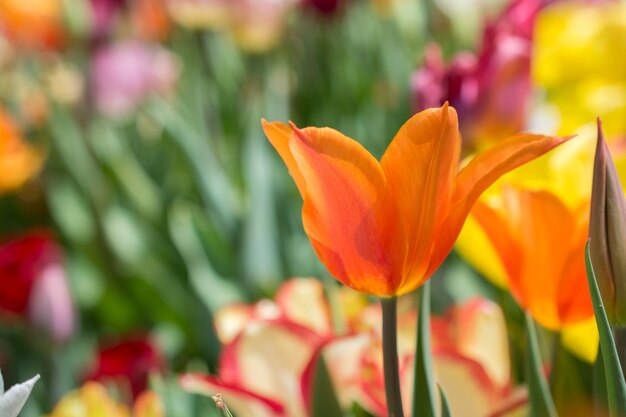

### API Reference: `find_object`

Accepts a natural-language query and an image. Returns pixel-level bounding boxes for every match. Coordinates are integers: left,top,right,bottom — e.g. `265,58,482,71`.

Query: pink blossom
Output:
90,41,179,119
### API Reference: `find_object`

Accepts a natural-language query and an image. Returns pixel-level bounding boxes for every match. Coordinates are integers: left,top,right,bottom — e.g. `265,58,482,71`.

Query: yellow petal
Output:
561,318,599,363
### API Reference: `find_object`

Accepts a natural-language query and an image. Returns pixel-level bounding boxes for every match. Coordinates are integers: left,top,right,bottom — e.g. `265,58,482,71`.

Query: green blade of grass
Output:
438,385,452,417
412,281,437,417
585,241,626,417
525,311,559,417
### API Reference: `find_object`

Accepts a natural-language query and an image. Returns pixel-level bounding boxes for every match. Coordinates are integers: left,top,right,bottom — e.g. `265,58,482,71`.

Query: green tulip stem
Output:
525,311,559,417
381,297,405,417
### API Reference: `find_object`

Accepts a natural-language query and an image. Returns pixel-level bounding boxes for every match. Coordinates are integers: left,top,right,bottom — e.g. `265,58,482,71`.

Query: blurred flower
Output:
304,0,342,15
89,0,170,41
0,373,40,417
132,391,164,417
46,60,85,106
0,109,43,194
89,0,125,39
590,120,626,326
84,336,164,400
470,187,593,330
0,0,64,50
358,298,524,417
46,382,129,417
167,0,297,53
185,278,360,417
129,0,171,41
230,0,299,53
262,104,570,296
412,0,550,151
90,41,179,119
455,124,626,361
46,382,163,417
534,1,626,140
166,0,230,30
0,231,74,343
181,278,524,417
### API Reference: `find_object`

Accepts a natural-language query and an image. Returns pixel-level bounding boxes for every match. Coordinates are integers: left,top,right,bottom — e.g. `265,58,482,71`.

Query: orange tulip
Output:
0,109,43,194
262,104,572,296
471,187,593,329
0,0,64,50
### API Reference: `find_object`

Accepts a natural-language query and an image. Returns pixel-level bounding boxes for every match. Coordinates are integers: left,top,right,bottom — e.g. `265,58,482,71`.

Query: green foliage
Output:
525,312,559,417
412,282,437,417
311,355,343,417
585,242,626,417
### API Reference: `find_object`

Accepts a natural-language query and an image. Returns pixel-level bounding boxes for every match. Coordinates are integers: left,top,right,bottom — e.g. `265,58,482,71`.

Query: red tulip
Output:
0,231,74,343
84,336,164,399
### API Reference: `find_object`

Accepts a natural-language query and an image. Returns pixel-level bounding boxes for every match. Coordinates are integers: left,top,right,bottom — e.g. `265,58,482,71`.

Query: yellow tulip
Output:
533,2,626,139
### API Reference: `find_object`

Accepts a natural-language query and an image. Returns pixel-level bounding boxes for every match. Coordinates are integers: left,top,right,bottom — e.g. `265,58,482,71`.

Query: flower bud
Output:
589,118,626,325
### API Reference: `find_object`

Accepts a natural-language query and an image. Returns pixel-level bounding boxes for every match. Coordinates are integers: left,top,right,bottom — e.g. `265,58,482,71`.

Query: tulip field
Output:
2,0,626,417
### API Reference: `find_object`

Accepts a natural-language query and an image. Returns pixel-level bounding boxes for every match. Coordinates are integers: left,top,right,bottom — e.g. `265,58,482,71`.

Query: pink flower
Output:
0,231,75,343
89,0,125,39
90,41,179,119
412,0,551,150
181,278,524,417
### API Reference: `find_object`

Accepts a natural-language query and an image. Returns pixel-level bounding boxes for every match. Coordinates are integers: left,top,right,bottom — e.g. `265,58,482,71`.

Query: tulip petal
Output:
557,207,594,324
0,374,39,417
214,303,255,344
180,374,285,417
453,299,511,389
380,103,461,291
469,200,522,283
218,320,322,417
431,352,500,417
514,191,593,329
262,120,307,196
287,124,405,296
474,189,591,329
561,318,599,363
452,133,570,216
427,133,570,278
275,278,332,335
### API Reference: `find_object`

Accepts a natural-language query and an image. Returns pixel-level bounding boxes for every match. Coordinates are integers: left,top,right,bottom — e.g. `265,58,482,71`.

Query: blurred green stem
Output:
413,281,437,417
381,297,405,417
585,241,626,417
525,311,559,417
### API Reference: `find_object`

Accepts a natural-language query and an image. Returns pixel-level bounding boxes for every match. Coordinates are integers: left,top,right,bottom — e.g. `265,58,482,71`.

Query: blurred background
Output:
0,0,624,415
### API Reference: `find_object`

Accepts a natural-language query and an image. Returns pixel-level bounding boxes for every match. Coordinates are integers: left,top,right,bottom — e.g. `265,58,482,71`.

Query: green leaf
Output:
412,281,437,417
525,311,559,417
550,338,593,416
594,350,609,416
438,385,452,417
585,241,626,417
311,354,343,417
168,200,243,312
